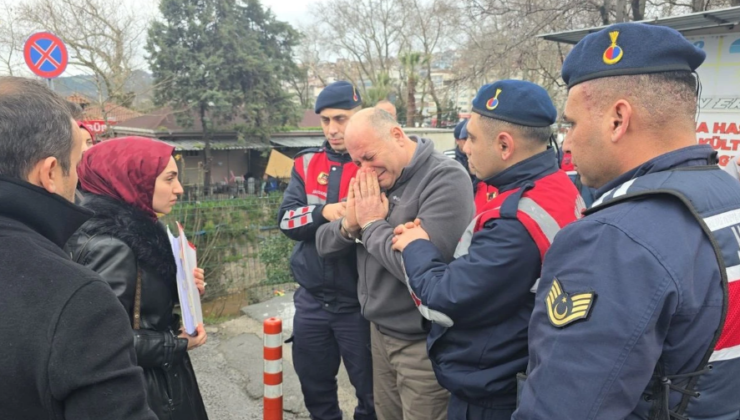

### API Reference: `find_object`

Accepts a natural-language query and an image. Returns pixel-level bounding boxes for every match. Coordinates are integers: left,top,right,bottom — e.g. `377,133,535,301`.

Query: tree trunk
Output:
425,60,442,128
407,75,416,128
615,0,627,22
434,97,443,128
599,0,611,25
200,104,213,196
631,0,645,21
733,0,740,6
691,0,705,12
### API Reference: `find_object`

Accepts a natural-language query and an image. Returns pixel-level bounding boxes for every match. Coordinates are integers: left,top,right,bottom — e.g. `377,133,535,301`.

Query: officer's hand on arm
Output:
392,219,427,252
321,202,346,222
392,223,429,252
393,220,418,235
354,169,389,228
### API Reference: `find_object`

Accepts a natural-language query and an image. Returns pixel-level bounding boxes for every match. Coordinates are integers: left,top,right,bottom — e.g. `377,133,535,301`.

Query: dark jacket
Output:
66,193,208,420
454,145,476,186
566,171,596,208
514,145,740,419
0,176,156,420
454,145,468,171
316,137,475,340
264,176,279,194
402,150,560,406
278,144,360,313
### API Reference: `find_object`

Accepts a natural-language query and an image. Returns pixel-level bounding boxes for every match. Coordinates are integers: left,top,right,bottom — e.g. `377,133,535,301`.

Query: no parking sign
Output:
24,32,68,79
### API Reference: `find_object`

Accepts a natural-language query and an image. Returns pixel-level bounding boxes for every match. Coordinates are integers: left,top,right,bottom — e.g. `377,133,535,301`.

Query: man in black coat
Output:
0,76,156,420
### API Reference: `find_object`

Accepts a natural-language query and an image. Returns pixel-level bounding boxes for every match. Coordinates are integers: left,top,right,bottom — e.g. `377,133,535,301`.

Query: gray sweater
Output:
316,137,474,341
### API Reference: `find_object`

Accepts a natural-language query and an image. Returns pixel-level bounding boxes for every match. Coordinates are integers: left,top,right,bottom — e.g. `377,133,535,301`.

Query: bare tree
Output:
403,0,457,127
20,0,149,113
299,0,740,128
692,0,708,11
616,0,627,21
286,65,312,110
295,23,330,86
310,0,408,97
0,5,28,76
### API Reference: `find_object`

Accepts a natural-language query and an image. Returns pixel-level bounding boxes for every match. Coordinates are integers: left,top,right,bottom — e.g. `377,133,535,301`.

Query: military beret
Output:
314,81,362,114
472,80,557,127
460,123,468,140
454,119,468,140
562,23,705,88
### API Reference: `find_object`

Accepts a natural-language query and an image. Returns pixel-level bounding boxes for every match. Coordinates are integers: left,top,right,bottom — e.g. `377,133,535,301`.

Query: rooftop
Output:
539,6,740,44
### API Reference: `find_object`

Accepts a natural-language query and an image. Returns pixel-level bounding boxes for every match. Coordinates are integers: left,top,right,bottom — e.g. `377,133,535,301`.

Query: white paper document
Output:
168,222,203,335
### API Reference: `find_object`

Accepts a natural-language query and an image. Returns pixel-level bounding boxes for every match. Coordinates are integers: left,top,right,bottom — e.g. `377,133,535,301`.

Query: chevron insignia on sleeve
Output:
281,206,315,229
546,278,595,328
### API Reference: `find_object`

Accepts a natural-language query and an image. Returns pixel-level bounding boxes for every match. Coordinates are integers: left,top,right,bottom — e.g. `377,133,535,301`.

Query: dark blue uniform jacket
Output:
278,144,359,313
514,145,731,419
402,151,558,407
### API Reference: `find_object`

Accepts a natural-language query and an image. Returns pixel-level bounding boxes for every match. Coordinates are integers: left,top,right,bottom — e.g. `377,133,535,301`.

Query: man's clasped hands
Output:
321,168,429,250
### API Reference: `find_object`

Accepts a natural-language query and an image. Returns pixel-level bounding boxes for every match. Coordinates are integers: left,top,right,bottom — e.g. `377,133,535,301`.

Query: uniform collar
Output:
455,146,468,165
0,175,93,248
323,140,353,163
484,148,559,193
595,144,717,199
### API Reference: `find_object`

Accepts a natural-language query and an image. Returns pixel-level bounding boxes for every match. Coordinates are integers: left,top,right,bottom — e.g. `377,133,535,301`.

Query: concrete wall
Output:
406,128,456,152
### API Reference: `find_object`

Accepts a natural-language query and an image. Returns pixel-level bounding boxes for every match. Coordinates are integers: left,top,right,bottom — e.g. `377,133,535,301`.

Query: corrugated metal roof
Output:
539,6,740,44
160,139,263,151
270,137,324,148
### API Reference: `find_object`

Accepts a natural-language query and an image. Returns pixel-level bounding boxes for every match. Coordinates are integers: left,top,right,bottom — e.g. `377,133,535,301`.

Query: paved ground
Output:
189,292,357,419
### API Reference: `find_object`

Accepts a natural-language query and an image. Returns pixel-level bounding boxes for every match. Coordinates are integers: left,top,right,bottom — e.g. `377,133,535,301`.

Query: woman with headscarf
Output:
74,123,97,204
66,136,209,420
78,122,96,152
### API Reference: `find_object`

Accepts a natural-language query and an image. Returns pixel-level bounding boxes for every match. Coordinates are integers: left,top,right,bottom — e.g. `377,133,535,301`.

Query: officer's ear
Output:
609,99,632,143
497,131,515,161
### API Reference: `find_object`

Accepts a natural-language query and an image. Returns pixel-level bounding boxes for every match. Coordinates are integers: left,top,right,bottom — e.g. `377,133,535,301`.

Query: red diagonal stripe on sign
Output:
30,42,61,70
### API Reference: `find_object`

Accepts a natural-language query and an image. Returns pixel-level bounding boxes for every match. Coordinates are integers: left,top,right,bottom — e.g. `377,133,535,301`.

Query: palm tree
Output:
400,52,422,128
366,72,393,105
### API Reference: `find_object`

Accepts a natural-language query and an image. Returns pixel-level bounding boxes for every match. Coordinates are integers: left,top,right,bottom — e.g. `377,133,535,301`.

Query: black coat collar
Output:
0,175,92,248
77,193,177,283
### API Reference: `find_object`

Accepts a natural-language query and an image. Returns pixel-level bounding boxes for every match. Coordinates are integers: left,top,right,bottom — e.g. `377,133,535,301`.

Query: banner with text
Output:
689,34,740,166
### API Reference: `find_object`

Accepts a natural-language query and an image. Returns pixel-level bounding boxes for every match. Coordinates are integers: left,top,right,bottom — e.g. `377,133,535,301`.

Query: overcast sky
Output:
3,0,320,77
132,0,318,31
258,0,318,27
